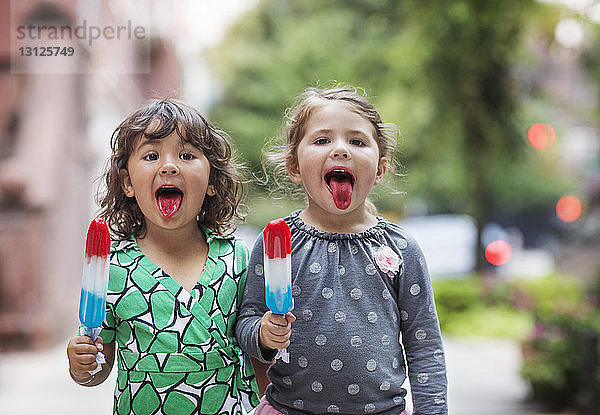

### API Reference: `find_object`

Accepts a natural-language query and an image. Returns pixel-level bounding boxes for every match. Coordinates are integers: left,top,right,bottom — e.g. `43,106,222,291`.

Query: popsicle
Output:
263,219,293,362
78,218,110,373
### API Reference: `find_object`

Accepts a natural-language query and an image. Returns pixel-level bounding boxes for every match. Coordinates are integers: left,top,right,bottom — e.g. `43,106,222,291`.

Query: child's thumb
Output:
285,312,296,323
95,336,104,351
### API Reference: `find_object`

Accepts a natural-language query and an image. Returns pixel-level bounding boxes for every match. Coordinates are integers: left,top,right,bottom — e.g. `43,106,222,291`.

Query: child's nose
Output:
160,161,180,175
331,143,351,160
333,151,350,159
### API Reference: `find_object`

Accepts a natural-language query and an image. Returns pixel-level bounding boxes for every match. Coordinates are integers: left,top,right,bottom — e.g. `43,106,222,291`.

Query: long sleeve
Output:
396,232,448,414
235,233,277,363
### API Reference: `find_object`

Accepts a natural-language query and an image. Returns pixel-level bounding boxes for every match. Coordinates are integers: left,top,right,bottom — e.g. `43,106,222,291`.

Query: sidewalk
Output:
0,336,546,414
444,336,547,415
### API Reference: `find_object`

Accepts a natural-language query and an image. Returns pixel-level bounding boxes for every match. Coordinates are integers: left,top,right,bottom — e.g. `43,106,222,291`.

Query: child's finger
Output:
268,313,289,327
267,321,291,336
73,359,98,374
78,353,99,365
74,342,101,356
285,312,296,323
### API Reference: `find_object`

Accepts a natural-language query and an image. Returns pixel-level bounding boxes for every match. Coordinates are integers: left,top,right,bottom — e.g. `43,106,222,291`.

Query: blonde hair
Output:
264,84,399,211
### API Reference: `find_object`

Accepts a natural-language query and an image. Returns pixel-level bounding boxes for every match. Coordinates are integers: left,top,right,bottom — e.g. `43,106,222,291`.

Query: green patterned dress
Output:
99,226,260,414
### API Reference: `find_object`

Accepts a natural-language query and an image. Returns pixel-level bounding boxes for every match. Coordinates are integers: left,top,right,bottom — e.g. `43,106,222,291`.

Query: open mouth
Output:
155,185,183,218
324,168,355,210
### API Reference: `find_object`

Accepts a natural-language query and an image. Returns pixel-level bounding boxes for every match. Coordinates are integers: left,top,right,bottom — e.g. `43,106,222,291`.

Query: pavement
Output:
0,336,553,415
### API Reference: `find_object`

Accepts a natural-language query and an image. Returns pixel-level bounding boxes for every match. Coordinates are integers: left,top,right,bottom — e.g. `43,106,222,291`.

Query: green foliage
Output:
207,0,572,228
517,274,600,410
432,275,533,339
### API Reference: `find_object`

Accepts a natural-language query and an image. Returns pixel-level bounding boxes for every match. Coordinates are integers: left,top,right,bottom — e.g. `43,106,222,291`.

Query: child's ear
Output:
374,157,388,185
119,168,135,197
286,155,303,184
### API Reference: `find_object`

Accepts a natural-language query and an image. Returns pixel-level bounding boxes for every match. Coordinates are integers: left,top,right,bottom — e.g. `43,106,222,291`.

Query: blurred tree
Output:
207,0,569,268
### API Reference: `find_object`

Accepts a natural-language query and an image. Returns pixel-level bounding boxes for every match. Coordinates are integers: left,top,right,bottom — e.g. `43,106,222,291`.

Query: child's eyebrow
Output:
311,128,371,137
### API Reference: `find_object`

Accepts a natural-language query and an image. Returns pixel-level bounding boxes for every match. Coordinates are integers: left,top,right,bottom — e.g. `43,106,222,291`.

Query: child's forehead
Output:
305,101,374,131
139,118,194,144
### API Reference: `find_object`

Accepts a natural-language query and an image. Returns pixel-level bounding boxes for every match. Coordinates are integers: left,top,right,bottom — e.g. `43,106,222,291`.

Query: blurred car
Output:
398,214,478,278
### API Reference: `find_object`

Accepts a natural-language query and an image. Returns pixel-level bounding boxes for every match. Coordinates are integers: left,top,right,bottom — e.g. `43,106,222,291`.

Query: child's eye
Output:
315,137,330,145
143,153,158,161
349,138,365,146
180,152,195,161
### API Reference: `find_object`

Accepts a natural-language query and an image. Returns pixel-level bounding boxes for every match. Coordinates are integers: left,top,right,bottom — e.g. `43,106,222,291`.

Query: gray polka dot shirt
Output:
236,211,448,415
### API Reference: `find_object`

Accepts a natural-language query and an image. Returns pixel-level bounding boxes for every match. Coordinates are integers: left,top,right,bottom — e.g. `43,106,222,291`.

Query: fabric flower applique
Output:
373,246,402,278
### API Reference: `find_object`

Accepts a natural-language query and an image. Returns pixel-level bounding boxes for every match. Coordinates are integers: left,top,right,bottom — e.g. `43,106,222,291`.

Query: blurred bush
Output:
432,275,533,339
517,274,600,411
433,272,600,410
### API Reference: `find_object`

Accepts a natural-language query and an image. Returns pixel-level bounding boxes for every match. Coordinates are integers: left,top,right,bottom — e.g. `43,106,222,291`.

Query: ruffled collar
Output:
287,210,388,241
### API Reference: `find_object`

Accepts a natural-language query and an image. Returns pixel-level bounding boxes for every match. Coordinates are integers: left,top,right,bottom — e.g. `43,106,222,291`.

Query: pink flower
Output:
373,246,401,277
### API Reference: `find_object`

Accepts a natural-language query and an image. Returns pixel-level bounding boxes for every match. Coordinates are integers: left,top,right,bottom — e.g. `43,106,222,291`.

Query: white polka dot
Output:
328,242,337,253
338,265,345,275
434,349,444,362
350,244,358,254
298,356,308,368
382,289,391,300
392,357,399,369
334,311,346,323
303,309,313,321
367,312,378,323
419,256,426,266
322,287,333,299
292,284,301,297
351,336,362,347
400,310,409,321
415,329,427,340
410,284,421,296
254,264,263,276
312,381,323,392
418,373,429,383
331,359,343,371
310,262,322,273
434,394,446,405
393,396,404,405
365,263,377,275
380,381,390,391
350,288,362,300
304,241,313,250
381,335,390,346
429,302,434,313
293,400,304,409
397,239,408,249
392,313,398,322
348,384,360,395
366,359,377,371
364,403,376,413
283,376,292,386
315,334,327,346
327,405,339,413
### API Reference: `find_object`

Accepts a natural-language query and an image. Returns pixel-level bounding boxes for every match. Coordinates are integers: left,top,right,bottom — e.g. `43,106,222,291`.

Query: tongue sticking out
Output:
157,192,182,218
329,177,353,210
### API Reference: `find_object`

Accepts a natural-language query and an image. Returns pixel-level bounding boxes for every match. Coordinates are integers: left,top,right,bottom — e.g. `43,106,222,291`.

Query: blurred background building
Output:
0,0,182,349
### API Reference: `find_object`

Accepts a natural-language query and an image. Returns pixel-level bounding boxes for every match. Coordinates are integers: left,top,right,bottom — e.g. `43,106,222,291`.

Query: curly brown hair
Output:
97,99,247,239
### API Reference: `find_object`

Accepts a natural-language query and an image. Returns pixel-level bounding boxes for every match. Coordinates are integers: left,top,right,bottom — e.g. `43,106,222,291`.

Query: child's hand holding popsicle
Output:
261,219,295,363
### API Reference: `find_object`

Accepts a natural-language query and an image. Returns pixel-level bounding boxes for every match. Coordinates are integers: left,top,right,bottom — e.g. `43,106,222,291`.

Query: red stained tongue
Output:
330,178,353,210
157,193,182,218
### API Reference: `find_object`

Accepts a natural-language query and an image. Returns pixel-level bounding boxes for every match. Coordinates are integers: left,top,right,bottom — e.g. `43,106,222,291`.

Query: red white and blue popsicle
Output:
263,219,294,363
78,218,110,373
